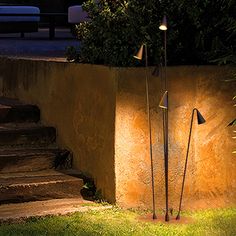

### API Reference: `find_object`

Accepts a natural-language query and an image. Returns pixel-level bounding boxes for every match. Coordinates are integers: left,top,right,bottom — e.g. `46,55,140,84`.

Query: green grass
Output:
0,207,235,236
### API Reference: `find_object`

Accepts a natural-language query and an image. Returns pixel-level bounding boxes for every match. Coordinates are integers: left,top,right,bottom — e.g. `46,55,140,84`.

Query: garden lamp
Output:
159,16,167,31
176,108,206,220
134,44,144,60
133,44,157,220
159,91,168,109
228,118,236,126
159,15,169,222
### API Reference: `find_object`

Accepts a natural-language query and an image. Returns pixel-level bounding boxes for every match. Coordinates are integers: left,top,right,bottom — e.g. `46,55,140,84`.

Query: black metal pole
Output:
176,109,195,220
144,44,157,220
163,30,169,222
159,63,167,220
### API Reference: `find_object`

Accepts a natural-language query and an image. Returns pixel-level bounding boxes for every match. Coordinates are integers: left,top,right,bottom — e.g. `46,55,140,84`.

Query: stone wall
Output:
0,58,116,203
0,57,235,209
115,66,236,210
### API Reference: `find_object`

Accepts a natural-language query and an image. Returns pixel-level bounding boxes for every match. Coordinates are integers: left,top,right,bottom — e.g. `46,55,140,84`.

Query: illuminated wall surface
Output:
0,58,235,209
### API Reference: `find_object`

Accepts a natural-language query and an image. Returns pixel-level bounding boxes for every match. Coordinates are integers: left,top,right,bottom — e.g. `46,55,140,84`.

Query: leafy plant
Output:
65,46,80,62
163,0,236,66
80,178,96,200
70,0,164,66
68,0,236,66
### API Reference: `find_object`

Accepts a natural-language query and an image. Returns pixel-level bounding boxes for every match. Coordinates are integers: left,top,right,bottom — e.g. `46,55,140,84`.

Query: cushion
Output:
68,5,89,23
0,6,40,22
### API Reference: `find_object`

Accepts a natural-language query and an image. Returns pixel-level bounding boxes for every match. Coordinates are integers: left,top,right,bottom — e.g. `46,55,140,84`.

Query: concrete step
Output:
0,148,70,173
0,170,84,204
0,198,111,223
0,123,56,147
0,97,40,123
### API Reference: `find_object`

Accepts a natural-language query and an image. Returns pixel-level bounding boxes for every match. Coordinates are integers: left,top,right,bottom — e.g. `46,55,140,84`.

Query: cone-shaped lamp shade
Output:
133,44,144,60
152,66,159,77
159,16,167,31
196,109,206,124
159,91,168,109
228,118,236,126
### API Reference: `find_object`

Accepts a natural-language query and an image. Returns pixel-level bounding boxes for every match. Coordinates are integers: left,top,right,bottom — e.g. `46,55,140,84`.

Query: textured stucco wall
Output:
0,57,116,202
114,66,236,210
0,57,235,209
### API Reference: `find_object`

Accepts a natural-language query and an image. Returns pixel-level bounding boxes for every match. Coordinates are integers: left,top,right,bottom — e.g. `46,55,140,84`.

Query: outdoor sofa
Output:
68,5,89,24
0,6,40,34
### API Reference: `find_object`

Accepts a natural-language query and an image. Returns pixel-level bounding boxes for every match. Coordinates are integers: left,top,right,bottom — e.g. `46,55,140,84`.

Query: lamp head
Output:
159,15,167,31
195,109,206,125
133,44,144,60
228,118,236,126
159,91,168,109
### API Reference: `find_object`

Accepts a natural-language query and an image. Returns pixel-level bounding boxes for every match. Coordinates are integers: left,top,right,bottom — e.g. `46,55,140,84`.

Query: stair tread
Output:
0,170,83,187
0,123,54,131
0,97,40,124
0,98,80,205
0,123,56,147
0,198,99,223
0,97,35,107
0,148,63,156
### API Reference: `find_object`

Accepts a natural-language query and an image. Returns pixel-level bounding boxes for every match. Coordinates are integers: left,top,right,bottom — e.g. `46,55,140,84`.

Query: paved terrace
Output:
0,28,79,61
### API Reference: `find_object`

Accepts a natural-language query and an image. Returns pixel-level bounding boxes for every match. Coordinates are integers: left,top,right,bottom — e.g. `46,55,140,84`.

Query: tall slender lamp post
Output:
159,15,169,222
134,43,157,220
176,108,206,220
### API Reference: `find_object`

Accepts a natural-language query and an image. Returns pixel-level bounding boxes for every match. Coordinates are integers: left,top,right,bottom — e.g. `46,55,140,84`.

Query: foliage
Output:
65,46,80,62
0,207,236,235
68,0,163,66
67,0,236,67
72,0,164,66
166,0,236,65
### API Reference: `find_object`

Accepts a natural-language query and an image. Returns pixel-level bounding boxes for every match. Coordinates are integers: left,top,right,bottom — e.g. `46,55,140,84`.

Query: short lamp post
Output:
134,43,157,220
176,108,206,220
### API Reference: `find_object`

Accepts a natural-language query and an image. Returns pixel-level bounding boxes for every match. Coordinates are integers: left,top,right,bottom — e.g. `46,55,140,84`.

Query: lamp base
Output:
176,213,180,220
153,213,157,219
138,214,193,224
165,212,170,222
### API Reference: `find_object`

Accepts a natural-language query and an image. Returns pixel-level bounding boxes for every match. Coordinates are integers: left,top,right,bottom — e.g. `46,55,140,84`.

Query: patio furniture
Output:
0,11,68,39
68,5,89,24
0,6,40,37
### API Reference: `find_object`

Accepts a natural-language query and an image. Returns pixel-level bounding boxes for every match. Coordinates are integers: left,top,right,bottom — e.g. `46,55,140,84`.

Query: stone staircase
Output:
0,97,84,205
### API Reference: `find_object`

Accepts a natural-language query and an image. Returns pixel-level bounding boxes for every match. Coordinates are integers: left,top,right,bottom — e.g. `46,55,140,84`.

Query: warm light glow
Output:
159,16,167,31
159,25,167,31
133,55,142,60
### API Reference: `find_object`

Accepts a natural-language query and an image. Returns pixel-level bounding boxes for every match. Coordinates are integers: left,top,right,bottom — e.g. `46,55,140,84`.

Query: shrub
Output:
70,0,163,66
69,0,236,66
167,0,236,65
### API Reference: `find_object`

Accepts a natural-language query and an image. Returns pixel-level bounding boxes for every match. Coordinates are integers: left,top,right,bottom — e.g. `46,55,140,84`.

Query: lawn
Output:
0,205,235,236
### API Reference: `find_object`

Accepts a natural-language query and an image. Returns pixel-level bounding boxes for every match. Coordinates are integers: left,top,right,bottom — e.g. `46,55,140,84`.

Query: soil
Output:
138,213,194,224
